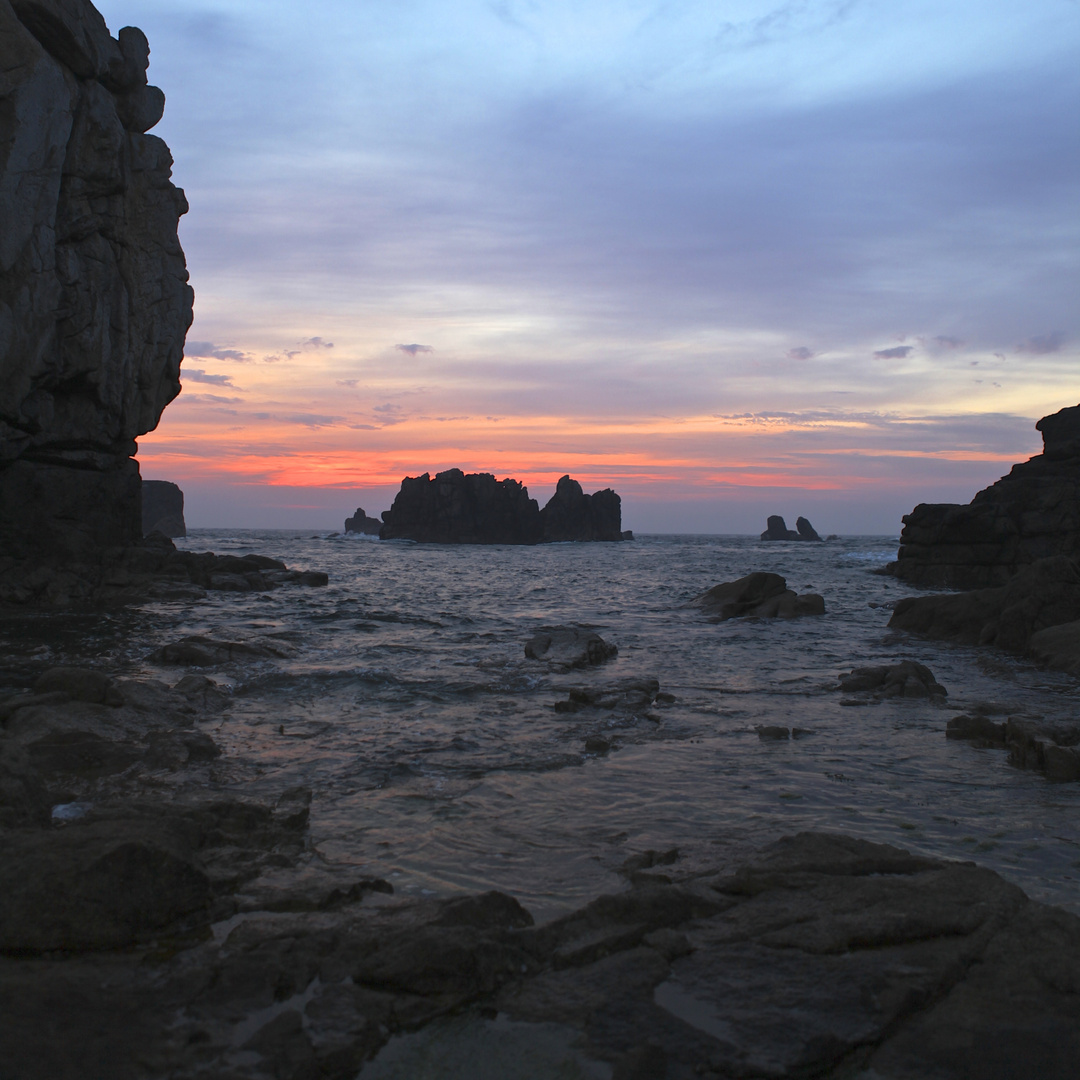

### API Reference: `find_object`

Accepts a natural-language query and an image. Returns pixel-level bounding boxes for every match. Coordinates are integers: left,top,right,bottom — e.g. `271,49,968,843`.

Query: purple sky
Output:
97,0,1080,532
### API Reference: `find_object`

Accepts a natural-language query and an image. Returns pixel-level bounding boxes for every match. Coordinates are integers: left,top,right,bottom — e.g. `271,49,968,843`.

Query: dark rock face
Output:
0,1,193,563
379,469,625,544
4,831,1080,1078
380,469,541,543
761,514,822,540
895,404,1080,588
539,475,622,542
141,479,185,537
523,627,618,670
343,506,381,535
888,555,1080,662
837,660,947,699
691,571,826,620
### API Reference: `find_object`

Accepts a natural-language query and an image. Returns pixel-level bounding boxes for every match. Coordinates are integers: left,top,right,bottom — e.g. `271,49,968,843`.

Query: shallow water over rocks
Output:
2,530,1079,920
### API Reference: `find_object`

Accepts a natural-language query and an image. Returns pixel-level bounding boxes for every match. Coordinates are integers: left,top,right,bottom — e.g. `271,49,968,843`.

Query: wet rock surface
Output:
525,627,619,670
0,535,328,608
894,403,1080,588
888,556,1080,673
3,831,1079,1078
691,571,825,621
837,660,947,700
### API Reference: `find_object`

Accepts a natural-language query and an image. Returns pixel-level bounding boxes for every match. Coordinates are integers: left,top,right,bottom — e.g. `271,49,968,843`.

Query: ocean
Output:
5,530,1079,920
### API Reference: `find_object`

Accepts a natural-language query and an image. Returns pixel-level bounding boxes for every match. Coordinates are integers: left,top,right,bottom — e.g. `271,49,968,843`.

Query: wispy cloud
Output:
185,341,251,363
787,346,814,360
1016,332,1065,355
183,368,240,387
873,346,914,360
395,344,434,355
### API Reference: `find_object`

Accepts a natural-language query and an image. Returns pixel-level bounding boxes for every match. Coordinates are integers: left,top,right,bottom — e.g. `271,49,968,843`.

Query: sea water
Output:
3,531,1079,920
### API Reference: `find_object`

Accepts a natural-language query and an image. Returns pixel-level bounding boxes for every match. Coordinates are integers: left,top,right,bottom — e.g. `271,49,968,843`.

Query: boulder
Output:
0,2,192,564
894,404,1080,587
691,572,825,620
796,515,822,541
1028,620,1080,677
889,556,1080,661
524,628,618,669
539,475,623,542
554,677,661,714
344,506,382,535
837,660,947,698
141,480,186,537
946,714,1006,745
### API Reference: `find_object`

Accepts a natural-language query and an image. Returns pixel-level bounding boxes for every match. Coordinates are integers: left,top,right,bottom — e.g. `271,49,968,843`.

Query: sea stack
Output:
760,515,822,540
0,2,193,563
142,481,186,537
344,507,382,535
378,470,626,544
894,404,1080,587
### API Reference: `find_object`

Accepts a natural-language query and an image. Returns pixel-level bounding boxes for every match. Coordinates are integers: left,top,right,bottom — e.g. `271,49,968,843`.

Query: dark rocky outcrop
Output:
141,479,185,537
888,556,1080,669
0,1,193,564
837,660,947,699
894,404,1080,588
539,475,622,542
524,627,618,670
691,571,826,620
343,506,381,535
378,469,625,544
3,831,1080,1078
760,514,822,541
947,713,1080,781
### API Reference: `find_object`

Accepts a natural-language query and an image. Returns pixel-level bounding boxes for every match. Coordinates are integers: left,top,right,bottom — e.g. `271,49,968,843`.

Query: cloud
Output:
787,346,814,360
184,341,251,362
395,344,434,355
1016,332,1065,354
336,378,360,387
301,337,334,350
179,393,244,404
873,346,914,359
932,335,964,349
183,368,239,387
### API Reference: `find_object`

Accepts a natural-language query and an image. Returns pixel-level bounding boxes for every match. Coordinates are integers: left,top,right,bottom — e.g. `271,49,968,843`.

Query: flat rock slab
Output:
2,831,1079,1078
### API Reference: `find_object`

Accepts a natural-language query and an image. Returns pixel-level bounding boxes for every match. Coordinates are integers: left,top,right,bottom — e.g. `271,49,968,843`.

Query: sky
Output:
97,0,1080,533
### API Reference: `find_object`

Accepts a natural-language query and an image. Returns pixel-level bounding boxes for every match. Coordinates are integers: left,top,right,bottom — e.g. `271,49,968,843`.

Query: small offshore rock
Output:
344,506,382,535
837,661,947,698
554,678,660,713
691,571,825,620
524,627,618,669
756,725,790,740
946,714,1007,745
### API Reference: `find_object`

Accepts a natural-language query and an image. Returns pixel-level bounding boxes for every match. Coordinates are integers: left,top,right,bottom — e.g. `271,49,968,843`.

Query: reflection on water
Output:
3,531,1079,920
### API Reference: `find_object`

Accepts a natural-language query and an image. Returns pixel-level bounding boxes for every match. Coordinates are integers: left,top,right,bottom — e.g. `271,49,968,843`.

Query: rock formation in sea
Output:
691,571,826,620
343,506,381,535
894,403,1080,587
142,480,185,537
539,474,623,542
760,514,822,540
0,1,193,563
378,469,626,543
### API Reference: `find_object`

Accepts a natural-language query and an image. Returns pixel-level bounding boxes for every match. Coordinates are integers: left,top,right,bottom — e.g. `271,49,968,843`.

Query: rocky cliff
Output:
894,405,1080,588
0,0,192,562
379,470,626,544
